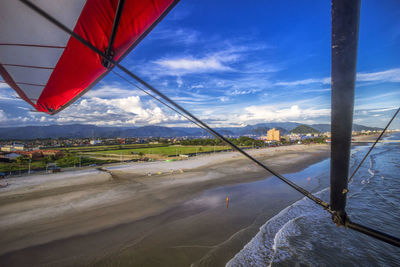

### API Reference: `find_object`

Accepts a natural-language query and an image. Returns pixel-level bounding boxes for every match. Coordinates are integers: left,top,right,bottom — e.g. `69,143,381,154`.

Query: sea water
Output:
227,133,400,266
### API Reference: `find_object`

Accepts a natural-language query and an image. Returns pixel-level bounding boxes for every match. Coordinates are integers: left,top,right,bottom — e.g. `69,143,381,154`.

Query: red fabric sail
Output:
0,0,179,114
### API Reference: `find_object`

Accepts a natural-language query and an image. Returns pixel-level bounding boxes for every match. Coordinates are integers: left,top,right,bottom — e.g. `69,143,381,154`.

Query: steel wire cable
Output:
19,0,330,211
348,107,400,183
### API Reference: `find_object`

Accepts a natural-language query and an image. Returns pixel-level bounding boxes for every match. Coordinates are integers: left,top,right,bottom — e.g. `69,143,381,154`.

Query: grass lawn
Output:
0,161,46,172
57,143,167,152
87,145,231,156
0,157,116,173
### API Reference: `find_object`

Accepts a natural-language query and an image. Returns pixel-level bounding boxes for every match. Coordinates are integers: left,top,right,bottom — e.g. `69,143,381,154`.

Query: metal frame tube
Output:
330,0,361,221
347,220,400,247
102,0,126,68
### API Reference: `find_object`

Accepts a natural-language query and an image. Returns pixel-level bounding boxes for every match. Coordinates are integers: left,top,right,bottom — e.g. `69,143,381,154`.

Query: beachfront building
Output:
0,144,25,152
90,139,103,145
267,128,281,142
288,134,301,141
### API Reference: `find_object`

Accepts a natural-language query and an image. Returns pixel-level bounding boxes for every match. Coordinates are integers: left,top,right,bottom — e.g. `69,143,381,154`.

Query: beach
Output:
0,144,329,266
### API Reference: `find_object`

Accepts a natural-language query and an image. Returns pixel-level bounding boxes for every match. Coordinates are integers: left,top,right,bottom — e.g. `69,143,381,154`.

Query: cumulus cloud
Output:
48,96,184,126
240,105,330,122
86,85,146,98
0,82,11,89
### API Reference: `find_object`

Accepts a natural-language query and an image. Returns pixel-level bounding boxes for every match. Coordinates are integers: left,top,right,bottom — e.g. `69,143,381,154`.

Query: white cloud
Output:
274,68,400,87
240,105,330,122
176,77,183,88
0,83,11,89
154,56,232,73
369,107,398,113
146,42,272,77
149,28,199,45
0,92,18,101
227,88,260,95
86,85,146,98
17,106,31,111
357,68,400,83
171,92,215,105
355,91,400,106
301,88,331,93
275,78,330,86
219,96,230,102
48,96,183,126
0,85,20,101
211,74,272,97
0,109,7,121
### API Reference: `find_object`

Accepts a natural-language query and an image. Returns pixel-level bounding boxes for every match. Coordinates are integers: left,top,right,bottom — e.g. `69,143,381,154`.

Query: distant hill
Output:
291,125,320,134
352,124,383,132
0,123,382,140
310,124,331,132
310,123,383,133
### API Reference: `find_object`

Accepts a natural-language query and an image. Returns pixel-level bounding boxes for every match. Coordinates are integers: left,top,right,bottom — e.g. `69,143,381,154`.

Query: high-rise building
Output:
267,128,281,141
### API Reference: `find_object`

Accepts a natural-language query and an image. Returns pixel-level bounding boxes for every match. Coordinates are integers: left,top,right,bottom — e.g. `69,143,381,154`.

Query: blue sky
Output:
1,0,399,128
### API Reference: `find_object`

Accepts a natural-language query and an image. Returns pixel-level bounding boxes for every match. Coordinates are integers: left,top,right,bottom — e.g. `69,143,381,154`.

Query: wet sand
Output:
352,133,385,142
0,144,329,266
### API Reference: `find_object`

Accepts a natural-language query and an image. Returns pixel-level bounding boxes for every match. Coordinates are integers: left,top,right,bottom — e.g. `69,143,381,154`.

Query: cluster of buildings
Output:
258,127,400,144
259,128,281,142
0,144,64,161
259,128,329,143
0,137,150,150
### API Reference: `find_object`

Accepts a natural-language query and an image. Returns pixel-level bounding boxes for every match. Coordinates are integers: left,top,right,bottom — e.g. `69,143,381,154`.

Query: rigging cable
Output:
19,0,330,212
348,107,400,183
19,0,400,248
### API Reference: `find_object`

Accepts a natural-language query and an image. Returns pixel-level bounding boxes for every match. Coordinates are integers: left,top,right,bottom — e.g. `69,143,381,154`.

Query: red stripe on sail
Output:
35,0,178,113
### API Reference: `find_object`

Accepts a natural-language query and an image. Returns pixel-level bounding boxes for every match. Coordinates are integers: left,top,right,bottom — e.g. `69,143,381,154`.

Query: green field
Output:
87,145,230,156
0,161,46,173
57,143,167,153
0,157,116,173
0,145,232,173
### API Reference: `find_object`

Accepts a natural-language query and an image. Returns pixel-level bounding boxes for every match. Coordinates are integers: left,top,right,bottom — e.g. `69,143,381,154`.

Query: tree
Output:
15,156,27,166
42,156,50,166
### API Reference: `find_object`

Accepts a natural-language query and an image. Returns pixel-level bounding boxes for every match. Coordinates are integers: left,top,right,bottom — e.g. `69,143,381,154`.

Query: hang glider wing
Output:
0,0,179,114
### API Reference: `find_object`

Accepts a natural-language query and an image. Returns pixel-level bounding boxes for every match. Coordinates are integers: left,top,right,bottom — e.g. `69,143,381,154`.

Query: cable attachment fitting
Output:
101,50,114,69
332,210,349,227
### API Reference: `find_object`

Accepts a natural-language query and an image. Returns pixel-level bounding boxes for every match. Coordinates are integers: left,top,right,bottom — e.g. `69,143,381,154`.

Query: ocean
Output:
227,132,400,266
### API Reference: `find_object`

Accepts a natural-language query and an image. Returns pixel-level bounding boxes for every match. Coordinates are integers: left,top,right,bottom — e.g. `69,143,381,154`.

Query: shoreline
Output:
0,144,330,266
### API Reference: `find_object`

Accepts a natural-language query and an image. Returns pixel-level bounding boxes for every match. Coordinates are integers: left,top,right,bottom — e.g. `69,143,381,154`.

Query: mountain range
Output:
0,123,383,140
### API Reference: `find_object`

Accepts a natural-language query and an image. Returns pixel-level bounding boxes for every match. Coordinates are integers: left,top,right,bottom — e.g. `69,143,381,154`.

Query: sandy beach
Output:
0,144,329,266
